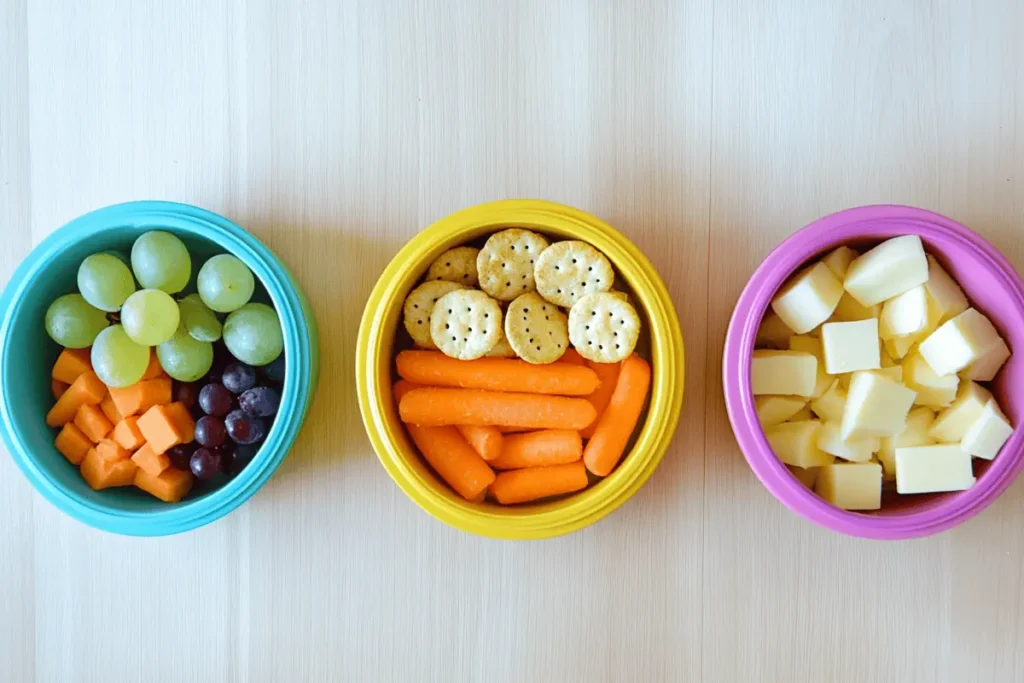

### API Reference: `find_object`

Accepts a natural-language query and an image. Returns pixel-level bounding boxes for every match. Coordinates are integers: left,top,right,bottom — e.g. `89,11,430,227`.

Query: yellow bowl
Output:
356,200,684,539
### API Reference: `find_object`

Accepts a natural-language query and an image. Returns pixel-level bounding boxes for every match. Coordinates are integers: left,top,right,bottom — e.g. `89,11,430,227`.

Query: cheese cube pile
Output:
755,236,1014,510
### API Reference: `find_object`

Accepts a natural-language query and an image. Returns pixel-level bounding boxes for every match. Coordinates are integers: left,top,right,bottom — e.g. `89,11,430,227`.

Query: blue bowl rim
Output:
0,201,317,536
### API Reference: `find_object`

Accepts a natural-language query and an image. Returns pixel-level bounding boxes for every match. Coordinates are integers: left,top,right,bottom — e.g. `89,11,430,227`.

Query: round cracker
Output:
426,246,480,286
403,280,464,349
504,292,569,364
476,229,550,301
568,292,641,363
534,240,615,307
429,290,503,360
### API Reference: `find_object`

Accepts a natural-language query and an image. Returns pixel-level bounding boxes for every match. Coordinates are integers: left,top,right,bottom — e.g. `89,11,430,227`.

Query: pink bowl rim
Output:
723,204,1024,539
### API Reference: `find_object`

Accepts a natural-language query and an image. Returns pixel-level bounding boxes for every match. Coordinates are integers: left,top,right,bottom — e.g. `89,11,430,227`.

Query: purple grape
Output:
225,409,265,445
173,381,200,408
195,415,227,447
222,362,257,394
198,383,233,416
167,442,197,470
190,447,222,481
230,443,261,473
239,386,281,417
214,443,236,473
262,353,286,383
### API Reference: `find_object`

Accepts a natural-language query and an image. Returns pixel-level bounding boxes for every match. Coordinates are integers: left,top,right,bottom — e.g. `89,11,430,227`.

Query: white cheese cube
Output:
751,350,818,396
790,406,814,421
903,352,959,408
822,246,860,279
918,308,1003,377
878,407,936,480
815,462,882,510
961,337,1011,382
817,421,877,462
880,343,895,368
831,292,881,323
821,319,881,374
928,381,993,443
961,399,1014,461
810,380,847,422
755,395,808,427
884,334,918,360
788,465,819,489
840,371,917,441
765,420,835,468
788,334,833,398
756,311,795,349
924,255,969,323
880,285,928,338
843,235,929,306
895,445,975,494
771,262,844,334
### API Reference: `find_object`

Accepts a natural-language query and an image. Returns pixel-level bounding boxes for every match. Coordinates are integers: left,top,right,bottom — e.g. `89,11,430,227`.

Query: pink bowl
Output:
724,205,1024,539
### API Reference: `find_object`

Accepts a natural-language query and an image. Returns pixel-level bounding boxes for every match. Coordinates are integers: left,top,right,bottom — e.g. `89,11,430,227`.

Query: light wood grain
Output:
1,1,1022,681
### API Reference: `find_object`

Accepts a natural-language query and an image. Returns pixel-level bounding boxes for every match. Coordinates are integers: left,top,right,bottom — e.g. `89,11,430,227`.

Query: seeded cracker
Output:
534,240,615,307
504,292,570,364
476,229,550,301
430,290,503,360
568,292,641,363
403,280,464,349
426,246,480,286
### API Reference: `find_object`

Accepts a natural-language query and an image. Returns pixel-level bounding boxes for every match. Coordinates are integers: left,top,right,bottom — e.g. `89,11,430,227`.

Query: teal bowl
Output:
0,201,319,535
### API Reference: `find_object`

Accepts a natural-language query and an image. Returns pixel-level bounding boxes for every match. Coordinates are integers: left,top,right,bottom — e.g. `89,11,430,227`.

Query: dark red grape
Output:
262,353,286,383
198,383,233,416
195,415,227,447
167,442,197,470
239,386,281,417
225,409,265,445
173,381,200,408
214,443,236,473
190,448,222,481
222,362,257,394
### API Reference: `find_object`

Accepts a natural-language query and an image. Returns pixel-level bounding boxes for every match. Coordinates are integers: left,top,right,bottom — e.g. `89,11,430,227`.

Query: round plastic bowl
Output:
357,200,684,539
0,201,319,536
724,205,1024,539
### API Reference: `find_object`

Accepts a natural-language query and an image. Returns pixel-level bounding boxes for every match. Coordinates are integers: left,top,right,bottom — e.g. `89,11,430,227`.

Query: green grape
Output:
157,328,213,382
179,293,222,342
91,325,150,387
44,294,109,348
121,289,180,346
223,303,283,366
77,253,136,312
197,254,255,313
130,230,191,293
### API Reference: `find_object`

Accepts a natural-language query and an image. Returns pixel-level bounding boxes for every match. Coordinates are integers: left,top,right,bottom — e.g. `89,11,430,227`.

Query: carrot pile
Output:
393,350,651,505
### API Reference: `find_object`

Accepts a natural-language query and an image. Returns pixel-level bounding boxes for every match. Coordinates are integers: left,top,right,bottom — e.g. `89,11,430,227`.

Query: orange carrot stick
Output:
489,461,589,504
399,388,597,430
490,429,582,470
406,424,496,500
396,350,599,396
456,425,504,461
580,360,622,439
496,426,534,434
583,354,651,476
559,348,586,365
393,379,424,404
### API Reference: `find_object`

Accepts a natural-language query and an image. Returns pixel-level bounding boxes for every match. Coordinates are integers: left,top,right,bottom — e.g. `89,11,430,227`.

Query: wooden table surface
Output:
2,1,1023,681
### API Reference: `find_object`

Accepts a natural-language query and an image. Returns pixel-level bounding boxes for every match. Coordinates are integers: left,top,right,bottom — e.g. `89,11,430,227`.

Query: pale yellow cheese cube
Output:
843,235,929,307
880,285,928,338
961,337,1011,382
810,380,846,422
751,350,818,396
903,352,959,408
895,445,975,494
822,246,860,279
884,334,918,360
817,421,877,462
961,399,1014,461
840,371,917,441
880,343,895,368
788,334,833,398
928,381,993,443
755,395,808,427
765,420,835,468
788,465,819,489
878,407,936,480
756,311,795,349
815,462,882,511
821,319,881,374
789,406,814,421
831,293,881,323
771,262,844,334
918,308,1003,377
924,255,969,323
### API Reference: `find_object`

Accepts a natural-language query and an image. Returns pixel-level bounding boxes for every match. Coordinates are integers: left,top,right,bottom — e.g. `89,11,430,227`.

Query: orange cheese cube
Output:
46,371,106,428
54,423,92,465
134,466,194,503
131,442,171,476
52,348,93,384
112,416,146,451
80,448,138,490
73,403,113,443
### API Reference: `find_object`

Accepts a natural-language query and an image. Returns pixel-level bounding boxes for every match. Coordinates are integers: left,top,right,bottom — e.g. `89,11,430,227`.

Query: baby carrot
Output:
580,360,622,439
583,354,651,476
559,348,586,365
395,350,599,396
496,426,534,434
399,388,597,430
456,425,504,461
489,461,589,504
490,429,582,470
406,424,496,500
393,379,424,403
